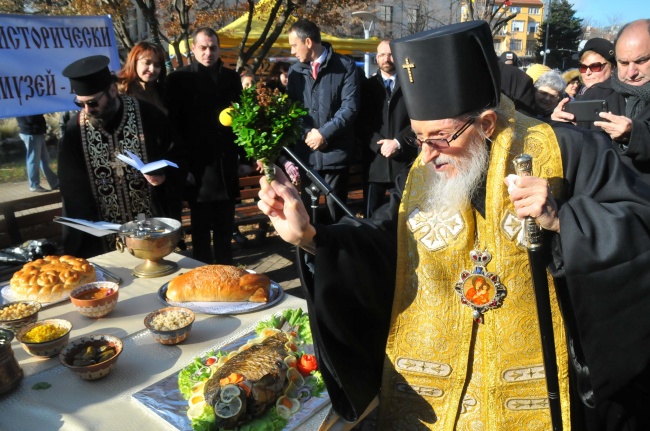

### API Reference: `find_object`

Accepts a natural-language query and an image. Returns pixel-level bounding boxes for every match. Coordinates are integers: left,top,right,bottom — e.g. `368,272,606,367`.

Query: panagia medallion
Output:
454,249,507,323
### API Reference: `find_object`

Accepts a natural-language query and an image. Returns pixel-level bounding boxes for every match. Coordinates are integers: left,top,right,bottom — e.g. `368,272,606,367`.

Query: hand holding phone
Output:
562,100,608,122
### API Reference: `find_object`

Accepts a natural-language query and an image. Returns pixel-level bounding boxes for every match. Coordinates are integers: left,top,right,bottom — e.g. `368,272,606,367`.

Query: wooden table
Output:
0,251,325,431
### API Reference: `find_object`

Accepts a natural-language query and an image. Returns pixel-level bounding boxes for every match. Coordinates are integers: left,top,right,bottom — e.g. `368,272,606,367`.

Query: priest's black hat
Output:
62,55,112,96
390,21,501,121
500,51,519,65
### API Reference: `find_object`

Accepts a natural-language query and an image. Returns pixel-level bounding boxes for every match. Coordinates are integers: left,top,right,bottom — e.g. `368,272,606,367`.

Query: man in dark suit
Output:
166,27,243,264
359,39,417,217
286,19,360,224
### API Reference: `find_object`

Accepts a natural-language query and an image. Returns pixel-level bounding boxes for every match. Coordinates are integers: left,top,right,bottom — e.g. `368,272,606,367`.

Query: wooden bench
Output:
181,163,367,238
0,192,62,249
0,162,366,250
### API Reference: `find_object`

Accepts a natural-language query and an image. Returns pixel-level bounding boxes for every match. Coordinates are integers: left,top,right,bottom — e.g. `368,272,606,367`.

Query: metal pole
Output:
543,0,551,65
364,27,371,78
513,154,563,431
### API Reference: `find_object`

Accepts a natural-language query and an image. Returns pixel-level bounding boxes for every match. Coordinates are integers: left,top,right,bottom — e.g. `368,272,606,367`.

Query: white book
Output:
116,150,178,174
54,217,121,237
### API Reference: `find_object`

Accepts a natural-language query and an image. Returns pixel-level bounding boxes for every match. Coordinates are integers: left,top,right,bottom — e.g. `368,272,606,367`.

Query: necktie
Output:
312,61,320,80
385,79,392,96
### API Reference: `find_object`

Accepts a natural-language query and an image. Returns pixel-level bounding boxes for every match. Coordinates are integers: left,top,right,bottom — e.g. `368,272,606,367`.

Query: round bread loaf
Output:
167,265,270,303
9,255,96,302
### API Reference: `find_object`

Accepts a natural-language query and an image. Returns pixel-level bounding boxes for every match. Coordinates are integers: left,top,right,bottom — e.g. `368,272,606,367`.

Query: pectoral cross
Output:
402,58,416,83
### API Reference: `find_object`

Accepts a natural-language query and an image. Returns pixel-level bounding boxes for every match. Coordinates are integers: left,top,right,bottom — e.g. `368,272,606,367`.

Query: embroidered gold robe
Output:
378,99,571,430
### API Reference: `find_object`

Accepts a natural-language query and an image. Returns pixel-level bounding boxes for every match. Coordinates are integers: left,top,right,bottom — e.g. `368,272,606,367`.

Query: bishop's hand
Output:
504,174,560,233
257,166,316,253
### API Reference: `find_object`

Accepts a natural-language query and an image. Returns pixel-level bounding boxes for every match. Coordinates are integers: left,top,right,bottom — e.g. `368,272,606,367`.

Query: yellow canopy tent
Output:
169,0,380,58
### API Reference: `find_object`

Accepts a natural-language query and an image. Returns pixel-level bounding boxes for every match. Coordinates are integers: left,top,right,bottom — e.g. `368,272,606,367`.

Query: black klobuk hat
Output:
500,51,519,65
390,21,501,121
62,55,112,96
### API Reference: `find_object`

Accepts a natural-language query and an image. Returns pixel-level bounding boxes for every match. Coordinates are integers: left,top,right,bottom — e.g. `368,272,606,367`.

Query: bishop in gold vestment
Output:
257,21,650,431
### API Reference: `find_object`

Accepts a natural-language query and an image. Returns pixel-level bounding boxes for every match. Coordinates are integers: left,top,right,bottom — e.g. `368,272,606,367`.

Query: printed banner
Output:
0,14,121,119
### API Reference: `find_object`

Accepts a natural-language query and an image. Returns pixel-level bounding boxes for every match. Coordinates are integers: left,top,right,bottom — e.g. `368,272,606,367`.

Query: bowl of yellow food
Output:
0,300,41,334
144,307,194,345
59,334,123,381
15,318,72,357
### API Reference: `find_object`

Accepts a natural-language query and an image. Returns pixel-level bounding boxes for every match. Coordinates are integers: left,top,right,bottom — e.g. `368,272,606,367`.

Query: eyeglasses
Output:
405,118,475,149
73,92,107,108
579,62,606,73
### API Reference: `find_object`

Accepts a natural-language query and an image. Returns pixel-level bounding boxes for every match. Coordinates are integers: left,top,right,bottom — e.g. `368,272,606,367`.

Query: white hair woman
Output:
534,71,566,118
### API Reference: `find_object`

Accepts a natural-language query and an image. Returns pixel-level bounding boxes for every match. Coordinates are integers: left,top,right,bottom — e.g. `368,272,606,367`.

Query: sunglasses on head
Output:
73,91,107,108
579,62,606,73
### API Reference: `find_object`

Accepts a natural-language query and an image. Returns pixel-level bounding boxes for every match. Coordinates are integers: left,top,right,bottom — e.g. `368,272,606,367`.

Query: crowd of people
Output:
14,14,650,430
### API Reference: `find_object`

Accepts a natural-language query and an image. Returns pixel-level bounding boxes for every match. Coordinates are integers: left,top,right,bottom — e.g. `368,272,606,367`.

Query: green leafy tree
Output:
536,0,582,70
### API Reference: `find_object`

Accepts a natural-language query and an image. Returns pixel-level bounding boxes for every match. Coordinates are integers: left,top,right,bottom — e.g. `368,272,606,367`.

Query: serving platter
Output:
0,263,121,307
157,279,284,315
133,320,330,431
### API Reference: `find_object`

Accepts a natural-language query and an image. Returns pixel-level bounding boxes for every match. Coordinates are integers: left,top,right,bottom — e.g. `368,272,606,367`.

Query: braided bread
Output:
9,255,96,302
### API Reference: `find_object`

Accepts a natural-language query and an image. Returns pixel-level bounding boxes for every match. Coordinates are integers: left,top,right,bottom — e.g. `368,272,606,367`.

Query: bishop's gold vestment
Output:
378,98,572,430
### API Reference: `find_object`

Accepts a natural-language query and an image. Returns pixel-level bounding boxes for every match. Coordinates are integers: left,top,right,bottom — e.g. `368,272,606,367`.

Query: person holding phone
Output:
595,19,650,184
552,37,625,130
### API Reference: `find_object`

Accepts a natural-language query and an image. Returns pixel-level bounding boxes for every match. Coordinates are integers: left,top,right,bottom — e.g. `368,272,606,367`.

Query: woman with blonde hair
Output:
562,68,582,100
117,41,168,115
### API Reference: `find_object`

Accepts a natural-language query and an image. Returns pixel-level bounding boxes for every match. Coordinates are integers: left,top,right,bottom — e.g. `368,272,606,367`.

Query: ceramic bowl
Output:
144,307,194,345
70,282,119,318
16,318,72,357
0,300,41,334
59,334,123,381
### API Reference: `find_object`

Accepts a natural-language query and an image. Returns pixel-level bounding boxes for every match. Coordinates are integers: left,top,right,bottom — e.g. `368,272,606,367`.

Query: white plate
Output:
0,264,119,307
157,279,284,315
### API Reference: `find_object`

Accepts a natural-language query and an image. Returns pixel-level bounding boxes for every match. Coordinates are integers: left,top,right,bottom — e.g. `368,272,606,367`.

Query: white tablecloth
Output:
0,251,329,431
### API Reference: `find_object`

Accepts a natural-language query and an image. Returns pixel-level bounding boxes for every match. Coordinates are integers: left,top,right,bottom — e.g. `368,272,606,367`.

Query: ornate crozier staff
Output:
513,154,563,431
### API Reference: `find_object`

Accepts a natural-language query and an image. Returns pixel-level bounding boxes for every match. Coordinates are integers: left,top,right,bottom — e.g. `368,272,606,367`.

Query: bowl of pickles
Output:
58,334,123,381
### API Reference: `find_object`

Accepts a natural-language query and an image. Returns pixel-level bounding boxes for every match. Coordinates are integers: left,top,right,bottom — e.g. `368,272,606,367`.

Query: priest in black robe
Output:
258,21,650,431
59,55,178,258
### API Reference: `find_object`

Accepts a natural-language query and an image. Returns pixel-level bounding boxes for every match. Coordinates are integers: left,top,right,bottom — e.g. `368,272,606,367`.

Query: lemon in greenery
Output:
220,384,241,403
219,107,234,127
214,396,243,418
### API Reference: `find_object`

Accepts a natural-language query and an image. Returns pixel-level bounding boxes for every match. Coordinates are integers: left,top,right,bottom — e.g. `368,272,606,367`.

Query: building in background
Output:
458,0,544,67
492,0,544,66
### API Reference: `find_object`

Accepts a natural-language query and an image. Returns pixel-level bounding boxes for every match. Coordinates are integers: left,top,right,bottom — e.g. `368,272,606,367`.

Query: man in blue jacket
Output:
287,19,360,224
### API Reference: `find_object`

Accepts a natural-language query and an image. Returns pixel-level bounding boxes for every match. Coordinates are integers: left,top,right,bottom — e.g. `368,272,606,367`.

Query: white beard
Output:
421,134,489,213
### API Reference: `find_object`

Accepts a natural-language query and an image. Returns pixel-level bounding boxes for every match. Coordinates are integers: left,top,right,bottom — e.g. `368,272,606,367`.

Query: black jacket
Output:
575,79,626,130
358,73,416,184
166,59,243,203
17,115,46,135
287,42,360,171
576,79,650,184
618,103,650,184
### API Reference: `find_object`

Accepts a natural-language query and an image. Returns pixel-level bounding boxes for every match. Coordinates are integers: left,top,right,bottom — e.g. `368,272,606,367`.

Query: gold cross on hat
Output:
402,57,416,83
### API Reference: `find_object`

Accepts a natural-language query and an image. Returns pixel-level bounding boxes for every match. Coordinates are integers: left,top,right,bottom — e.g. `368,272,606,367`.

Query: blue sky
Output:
570,0,649,26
